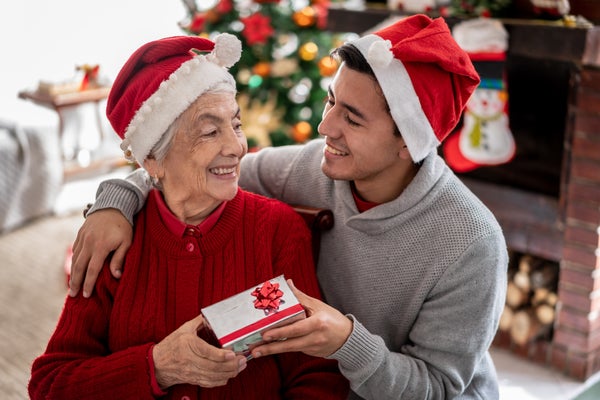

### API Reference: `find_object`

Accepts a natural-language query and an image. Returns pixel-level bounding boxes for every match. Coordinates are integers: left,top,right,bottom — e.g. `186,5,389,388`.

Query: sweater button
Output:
186,242,195,252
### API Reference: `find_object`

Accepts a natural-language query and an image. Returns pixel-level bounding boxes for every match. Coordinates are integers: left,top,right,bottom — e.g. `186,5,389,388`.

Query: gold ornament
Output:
317,57,339,76
270,58,299,78
237,92,284,148
299,42,318,62
292,7,317,28
292,121,312,143
236,68,252,85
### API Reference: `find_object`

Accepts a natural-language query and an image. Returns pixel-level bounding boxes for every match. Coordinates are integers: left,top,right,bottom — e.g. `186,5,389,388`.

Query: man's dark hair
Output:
331,44,376,78
330,44,401,138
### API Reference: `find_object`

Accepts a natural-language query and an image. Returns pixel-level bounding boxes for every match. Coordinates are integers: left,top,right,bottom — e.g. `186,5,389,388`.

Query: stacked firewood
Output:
498,253,559,346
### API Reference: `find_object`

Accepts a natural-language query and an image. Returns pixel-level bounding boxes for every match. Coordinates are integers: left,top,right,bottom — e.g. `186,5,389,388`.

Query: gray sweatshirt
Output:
90,138,508,399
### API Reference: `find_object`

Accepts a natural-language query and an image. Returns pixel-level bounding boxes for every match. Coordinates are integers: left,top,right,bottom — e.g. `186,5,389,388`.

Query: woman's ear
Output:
143,157,162,179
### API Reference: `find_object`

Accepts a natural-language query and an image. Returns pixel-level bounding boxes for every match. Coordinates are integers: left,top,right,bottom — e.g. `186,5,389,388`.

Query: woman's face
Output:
152,91,247,218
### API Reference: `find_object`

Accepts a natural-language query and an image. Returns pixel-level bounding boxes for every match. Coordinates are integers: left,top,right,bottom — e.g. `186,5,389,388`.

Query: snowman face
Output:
466,88,507,118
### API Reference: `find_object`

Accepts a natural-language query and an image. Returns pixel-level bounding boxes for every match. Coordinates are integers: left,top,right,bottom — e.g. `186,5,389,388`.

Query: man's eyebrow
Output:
328,86,366,120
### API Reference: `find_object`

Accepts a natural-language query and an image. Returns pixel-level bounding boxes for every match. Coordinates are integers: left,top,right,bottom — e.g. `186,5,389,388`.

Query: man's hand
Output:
69,209,133,298
250,279,353,359
153,314,247,389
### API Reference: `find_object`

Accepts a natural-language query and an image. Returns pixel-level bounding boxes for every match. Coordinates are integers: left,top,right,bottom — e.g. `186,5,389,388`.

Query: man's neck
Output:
353,163,420,204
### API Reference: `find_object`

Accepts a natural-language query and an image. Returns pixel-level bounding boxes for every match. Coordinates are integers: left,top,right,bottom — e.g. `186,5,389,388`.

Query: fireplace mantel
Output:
327,6,600,67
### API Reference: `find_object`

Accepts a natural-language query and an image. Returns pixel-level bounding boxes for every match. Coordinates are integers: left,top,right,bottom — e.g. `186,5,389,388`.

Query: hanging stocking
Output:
443,18,516,173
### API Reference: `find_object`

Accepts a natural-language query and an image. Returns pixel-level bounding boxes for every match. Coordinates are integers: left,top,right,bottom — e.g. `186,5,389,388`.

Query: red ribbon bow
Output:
251,280,283,310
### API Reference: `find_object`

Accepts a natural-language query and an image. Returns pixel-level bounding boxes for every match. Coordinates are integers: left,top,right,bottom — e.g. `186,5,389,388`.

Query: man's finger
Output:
109,245,129,279
82,254,105,298
262,314,313,342
251,336,306,358
69,246,90,297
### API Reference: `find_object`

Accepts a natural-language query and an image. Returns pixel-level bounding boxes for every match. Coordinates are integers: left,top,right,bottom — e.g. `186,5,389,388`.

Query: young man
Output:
70,15,508,399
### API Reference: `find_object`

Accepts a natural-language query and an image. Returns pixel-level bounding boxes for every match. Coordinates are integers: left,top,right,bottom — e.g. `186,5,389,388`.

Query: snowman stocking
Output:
443,18,516,173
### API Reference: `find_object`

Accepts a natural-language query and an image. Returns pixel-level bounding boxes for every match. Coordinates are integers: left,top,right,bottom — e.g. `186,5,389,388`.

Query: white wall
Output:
0,1,185,128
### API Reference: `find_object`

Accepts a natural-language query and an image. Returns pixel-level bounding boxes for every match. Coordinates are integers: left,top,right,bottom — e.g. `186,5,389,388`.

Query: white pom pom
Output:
367,40,394,69
212,32,242,68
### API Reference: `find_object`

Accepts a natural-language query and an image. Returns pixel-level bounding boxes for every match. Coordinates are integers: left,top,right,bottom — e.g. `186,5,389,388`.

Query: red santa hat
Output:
349,14,480,162
107,33,242,166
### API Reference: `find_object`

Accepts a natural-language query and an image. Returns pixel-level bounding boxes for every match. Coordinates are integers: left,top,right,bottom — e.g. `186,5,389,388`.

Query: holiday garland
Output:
179,0,351,148
448,0,513,18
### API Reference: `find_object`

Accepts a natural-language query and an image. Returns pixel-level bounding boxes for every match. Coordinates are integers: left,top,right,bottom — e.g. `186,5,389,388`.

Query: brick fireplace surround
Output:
327,7,600,381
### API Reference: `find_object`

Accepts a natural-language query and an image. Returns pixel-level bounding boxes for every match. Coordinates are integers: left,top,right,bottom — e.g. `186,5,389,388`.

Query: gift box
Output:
201,275,306,359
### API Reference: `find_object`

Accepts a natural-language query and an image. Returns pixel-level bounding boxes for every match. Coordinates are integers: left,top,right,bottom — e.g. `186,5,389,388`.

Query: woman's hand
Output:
69,209,133,298
250,279,353,358
153,314,247,389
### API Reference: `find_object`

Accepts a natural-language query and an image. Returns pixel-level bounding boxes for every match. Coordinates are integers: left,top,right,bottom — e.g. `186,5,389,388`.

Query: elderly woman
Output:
29,34,348,400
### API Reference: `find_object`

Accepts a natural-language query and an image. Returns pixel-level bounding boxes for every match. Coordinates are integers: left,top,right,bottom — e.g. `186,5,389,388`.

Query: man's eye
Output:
345,115,359,127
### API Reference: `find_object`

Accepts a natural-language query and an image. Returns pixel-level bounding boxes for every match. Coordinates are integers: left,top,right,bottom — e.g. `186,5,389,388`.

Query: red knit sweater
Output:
29,189,348,399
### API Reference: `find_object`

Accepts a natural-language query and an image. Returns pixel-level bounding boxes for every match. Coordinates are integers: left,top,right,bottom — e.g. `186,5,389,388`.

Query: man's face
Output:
158,91,248,211
318,64,409,201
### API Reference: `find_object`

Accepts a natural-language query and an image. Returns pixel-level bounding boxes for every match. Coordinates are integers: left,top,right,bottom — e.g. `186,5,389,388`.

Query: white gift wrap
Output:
201,275,306,358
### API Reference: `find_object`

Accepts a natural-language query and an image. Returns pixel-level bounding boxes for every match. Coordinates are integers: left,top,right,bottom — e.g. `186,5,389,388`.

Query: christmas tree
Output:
179,0,352,148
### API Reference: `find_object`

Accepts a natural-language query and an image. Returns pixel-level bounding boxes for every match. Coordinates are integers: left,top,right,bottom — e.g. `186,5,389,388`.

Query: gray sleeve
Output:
330,232,507,399
239,143,305,199
86,168,152,225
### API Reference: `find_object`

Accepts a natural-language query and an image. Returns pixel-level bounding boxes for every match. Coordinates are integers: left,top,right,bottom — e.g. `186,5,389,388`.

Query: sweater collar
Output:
350,182,380,213
144,188,245,256
339,150,449,234
152,189,227,238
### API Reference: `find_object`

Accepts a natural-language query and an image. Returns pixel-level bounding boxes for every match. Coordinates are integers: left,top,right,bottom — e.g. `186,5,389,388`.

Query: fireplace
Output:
327,6,600,380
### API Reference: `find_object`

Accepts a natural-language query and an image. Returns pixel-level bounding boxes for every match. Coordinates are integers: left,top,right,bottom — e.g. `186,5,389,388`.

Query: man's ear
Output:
398,140,412,161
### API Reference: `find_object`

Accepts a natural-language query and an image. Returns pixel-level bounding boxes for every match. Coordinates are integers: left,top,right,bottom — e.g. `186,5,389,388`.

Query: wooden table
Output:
18,86,129,179
18,86,111,145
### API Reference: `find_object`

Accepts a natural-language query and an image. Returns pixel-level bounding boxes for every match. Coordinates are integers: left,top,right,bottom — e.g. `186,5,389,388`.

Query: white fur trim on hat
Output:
352,34,438,162
122,33,240,166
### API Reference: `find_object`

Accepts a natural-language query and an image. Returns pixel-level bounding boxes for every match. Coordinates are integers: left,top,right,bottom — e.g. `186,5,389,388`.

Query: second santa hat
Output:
350,14,480,162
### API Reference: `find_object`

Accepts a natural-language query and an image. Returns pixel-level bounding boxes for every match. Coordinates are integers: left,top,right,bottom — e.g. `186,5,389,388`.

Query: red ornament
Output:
215,0,233,14
241,13,275,46
188,12,207,34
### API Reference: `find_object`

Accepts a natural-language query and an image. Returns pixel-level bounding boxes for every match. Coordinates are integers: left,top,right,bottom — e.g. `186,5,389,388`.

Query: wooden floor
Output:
0,212,82,399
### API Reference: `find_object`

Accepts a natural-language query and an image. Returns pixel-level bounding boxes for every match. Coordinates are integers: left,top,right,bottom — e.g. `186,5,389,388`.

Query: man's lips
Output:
325,144,348,156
